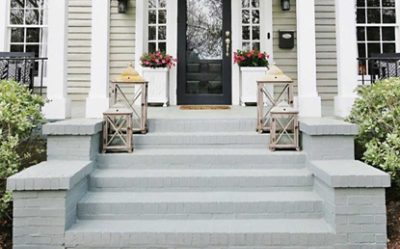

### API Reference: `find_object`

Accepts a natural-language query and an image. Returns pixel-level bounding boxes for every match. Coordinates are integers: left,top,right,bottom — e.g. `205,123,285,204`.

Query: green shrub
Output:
348,77,400,186
0,80,45,220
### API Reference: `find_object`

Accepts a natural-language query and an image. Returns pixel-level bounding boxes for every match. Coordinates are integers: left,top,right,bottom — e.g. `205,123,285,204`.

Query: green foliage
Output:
0,80,45,220
348,77,400,186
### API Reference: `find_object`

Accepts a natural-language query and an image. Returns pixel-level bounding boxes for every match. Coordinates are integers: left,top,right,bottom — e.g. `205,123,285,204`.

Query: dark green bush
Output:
348,77,400,186
0,80,45,219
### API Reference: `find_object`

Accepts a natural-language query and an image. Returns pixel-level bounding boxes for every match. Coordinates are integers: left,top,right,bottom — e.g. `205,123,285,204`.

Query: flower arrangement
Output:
140,51,176,69
234,49,269,67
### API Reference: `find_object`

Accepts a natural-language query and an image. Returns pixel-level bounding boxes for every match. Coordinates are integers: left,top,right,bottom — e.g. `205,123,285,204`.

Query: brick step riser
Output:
65,232,334,248
96,163,305,170
89,186,314,192
77,201,324,220
97,155,307,168
89,176,313,190
148,119,257,133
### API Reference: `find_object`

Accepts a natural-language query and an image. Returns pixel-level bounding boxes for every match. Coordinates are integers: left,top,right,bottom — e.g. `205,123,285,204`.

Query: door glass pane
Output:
185,0,223,95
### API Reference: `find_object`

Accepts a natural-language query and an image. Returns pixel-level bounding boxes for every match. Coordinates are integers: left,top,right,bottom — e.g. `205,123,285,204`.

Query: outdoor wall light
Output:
117,0,128,13
281,0,290,11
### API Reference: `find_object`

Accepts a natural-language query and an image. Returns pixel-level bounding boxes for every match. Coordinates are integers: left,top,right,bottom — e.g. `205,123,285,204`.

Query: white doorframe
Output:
136,0,273,106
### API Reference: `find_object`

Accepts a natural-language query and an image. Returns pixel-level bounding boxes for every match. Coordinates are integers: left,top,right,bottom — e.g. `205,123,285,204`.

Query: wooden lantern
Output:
110,64,149,134
102,107,133,153
269,105,300,151
257,65,294,133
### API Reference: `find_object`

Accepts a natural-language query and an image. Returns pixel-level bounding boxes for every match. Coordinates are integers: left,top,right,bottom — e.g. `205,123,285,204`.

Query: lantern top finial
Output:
114,63,146,83
263,64,293,82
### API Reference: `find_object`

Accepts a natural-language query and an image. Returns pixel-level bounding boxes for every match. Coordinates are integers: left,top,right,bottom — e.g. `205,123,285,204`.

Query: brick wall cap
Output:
43,119,103,135
300,118,359,136
310,160,391,188
7,160,93,191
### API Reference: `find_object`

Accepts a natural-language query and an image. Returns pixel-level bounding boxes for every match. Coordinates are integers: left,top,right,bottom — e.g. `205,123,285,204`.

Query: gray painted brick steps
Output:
65,219,334,248
77,191,324,220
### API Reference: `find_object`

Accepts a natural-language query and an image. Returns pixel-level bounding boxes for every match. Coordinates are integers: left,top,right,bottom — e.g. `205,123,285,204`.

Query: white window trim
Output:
4,0,48,87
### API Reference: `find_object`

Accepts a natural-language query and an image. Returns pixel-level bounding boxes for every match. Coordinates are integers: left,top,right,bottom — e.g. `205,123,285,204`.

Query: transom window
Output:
8,0,47,58
241,0,260,50
147,0,167,52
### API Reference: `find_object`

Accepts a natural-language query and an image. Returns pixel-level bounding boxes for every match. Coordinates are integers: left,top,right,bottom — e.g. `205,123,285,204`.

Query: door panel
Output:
178,0,232,105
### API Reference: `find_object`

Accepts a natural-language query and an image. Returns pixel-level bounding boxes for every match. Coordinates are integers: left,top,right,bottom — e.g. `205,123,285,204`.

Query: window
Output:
241,0,260,50
357,0,398,74
8,0,47,58
147,0,167,52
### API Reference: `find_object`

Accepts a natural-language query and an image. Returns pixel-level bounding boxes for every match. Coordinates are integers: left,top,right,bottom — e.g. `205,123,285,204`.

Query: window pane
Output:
158,26,166,40
357,8,366,23
367,0,380,7
251,0,259,8
148,42,156,52
367,43,380,56
25,9,40,25
26,0,41,8
148,10,157,24
382,27,395,41
11,28,24,43
158,10,166,24
382,0,395,7
357,0,366,7
383,43,396,53
242,42,250,50
358,43,366,57
26,44,39,57
383,9,396,23
367,27,380,41
242,26,250,40
10,9,24,25
357,27,366,41
252,42,260,51
252,26,260,40
242,0,250,8
10,45,24,52
10,0,25,8
367,9,381,23
148,26,156,40
148,0,156,8
252,10,259,24
158,0,166,8
242,10,250,24
158,42,166,52
27,28,40,42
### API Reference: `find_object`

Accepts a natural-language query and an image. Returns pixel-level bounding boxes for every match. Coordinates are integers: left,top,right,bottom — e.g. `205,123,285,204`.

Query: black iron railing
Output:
358,53,400,85
0,52,48,96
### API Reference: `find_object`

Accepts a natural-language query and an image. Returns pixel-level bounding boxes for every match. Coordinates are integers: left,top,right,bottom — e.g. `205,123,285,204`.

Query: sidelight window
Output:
147,0,167,52
241,0,261,50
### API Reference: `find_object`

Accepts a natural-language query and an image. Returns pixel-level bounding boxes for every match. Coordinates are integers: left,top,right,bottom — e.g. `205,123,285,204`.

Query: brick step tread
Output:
65,219,334,247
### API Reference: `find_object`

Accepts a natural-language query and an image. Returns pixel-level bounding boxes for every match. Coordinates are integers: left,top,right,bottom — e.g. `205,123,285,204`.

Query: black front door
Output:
177,0,232,105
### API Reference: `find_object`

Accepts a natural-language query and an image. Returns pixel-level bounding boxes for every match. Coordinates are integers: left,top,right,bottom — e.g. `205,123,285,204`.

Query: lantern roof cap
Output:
114,63,146,83
262,64,293,82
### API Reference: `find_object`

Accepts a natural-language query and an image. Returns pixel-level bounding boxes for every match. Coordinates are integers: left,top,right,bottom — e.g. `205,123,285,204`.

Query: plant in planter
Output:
234,49,270,105
140,51,176,106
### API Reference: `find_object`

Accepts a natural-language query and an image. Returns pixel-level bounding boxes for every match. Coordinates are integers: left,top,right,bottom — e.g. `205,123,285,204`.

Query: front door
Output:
177,0,232,105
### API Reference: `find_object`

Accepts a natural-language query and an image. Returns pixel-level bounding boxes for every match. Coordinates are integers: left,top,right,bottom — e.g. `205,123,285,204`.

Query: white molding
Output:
134,0,145,71
42,0,71,119
86,0,111,118
0,0,7,51
167,0,178,105
334,0,359,118
296,0,321,117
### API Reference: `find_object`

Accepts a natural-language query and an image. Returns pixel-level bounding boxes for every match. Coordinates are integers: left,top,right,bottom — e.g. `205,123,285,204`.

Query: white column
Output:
0,0,7,51
85,0,111,118
334,0,359,118
295,0,322,117
42,0,71,119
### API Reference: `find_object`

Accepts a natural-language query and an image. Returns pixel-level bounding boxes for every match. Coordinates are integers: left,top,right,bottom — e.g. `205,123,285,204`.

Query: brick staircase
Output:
64,118,335,248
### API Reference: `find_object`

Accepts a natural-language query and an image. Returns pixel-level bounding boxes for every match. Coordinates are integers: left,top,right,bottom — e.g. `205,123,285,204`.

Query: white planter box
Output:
142,67,169,106
240,67,269,105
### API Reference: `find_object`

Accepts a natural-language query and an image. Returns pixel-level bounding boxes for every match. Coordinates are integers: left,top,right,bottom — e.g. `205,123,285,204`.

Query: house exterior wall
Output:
64,0,338,105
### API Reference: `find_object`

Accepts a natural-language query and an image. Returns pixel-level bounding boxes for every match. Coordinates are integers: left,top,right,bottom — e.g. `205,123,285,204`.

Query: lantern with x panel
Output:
102,107,133,153
269,105,300,151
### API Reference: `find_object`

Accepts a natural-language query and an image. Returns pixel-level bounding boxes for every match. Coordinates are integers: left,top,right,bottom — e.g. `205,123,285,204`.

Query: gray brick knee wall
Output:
302,134,355,160
12,178,88,249
47,133,101,161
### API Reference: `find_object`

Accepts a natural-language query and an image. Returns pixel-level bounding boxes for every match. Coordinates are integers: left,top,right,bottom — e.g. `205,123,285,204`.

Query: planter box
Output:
142,67,169,106
240,67,270,105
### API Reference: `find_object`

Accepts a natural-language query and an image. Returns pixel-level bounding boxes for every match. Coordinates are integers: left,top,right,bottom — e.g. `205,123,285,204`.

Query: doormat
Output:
179,105,231,110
